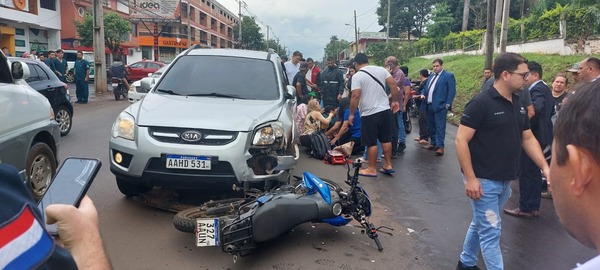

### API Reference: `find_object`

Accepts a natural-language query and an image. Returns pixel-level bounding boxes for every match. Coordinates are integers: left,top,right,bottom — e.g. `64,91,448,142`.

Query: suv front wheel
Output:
27,142,57,201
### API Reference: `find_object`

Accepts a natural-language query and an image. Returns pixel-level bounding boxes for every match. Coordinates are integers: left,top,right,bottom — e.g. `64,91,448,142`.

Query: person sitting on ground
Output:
329,97,362,155
110,56,130,91
325,96,351,139
299,99,335,148
321,105,338,131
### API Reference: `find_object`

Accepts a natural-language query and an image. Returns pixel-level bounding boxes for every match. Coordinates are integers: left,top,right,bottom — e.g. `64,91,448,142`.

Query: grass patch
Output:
402,53,597,125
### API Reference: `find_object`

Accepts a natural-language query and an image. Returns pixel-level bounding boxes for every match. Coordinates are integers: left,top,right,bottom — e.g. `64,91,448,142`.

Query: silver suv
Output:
109,47,298,196
0,52,61,200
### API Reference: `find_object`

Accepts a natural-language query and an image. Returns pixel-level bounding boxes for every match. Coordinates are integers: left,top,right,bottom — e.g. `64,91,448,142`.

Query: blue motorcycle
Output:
173,159,391,257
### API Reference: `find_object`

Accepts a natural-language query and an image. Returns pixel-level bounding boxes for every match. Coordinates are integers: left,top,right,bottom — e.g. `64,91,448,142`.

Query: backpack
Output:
310,131,331,160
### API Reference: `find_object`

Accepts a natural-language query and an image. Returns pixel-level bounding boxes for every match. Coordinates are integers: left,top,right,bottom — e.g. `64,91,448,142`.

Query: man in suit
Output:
421,58,456,156
505,61,554,218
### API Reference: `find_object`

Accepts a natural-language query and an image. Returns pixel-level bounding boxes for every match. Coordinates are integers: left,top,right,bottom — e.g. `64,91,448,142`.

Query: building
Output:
135,0,239,62
59,0,140,62
0,0,62,57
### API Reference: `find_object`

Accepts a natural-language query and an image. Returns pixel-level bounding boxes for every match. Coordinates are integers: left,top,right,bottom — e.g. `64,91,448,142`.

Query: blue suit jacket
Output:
421,70,457,112
529,81,554,146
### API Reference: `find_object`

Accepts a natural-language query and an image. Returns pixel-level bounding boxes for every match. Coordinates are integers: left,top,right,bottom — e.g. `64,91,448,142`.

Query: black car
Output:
9,57,74,136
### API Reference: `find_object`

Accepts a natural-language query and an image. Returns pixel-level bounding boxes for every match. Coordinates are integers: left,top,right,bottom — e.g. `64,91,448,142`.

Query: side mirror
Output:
11,61,30,80
140,78,153,91
286,85,296,98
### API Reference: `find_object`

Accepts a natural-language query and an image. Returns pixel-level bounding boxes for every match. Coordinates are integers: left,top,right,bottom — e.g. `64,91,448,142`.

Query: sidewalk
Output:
67,82,115,103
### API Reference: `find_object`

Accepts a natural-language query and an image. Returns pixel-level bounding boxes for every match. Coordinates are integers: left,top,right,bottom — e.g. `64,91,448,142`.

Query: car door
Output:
128,62,145,81
27,64,56,105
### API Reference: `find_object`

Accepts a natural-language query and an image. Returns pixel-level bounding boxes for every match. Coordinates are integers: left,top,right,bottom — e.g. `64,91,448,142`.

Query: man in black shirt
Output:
455,53,549,270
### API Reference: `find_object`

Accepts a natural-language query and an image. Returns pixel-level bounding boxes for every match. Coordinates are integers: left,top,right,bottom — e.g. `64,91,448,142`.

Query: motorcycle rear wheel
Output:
114,86,121,100
173,198,246,233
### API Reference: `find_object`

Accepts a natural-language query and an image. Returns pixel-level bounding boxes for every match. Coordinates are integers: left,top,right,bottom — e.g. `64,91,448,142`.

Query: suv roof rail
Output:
184,44,213,55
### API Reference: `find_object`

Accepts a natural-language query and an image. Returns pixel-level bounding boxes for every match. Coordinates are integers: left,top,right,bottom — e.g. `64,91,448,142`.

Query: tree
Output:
324,36,350,62
427,3,456,38
376,0,435,40
266,38,287,56
233,16,265,50
74,12,131,56
367,41,409,66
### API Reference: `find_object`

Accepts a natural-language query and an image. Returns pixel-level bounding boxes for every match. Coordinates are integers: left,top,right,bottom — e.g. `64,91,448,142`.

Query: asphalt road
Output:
59,92,595,270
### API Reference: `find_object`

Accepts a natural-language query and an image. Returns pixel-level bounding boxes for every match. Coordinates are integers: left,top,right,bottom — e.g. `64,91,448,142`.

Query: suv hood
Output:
136,93,282,131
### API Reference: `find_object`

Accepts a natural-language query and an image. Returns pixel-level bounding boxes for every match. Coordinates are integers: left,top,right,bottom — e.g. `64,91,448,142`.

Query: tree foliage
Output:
427,3,456,38
74,12,131,54
367,41,409,66
376,0,435,39
324,36,350,62
233,16,265,50
266,38,287,56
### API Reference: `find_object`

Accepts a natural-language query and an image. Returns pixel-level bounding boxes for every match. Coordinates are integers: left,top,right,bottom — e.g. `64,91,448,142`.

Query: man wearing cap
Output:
578,57,600,83
293,62,310,104
567,62,581,86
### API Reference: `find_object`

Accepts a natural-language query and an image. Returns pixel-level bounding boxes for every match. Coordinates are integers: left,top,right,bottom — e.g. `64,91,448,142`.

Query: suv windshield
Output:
155,56,279,100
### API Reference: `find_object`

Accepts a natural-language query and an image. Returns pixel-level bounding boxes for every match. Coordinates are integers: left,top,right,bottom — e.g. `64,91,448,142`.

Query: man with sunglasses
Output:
455,53,549,270
504,61,554,219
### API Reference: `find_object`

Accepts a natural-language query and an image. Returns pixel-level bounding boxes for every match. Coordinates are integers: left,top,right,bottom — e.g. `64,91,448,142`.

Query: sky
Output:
219,0,382,60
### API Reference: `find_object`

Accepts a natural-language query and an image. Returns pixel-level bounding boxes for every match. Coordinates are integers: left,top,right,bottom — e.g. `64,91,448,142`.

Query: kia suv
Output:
109,47,298,196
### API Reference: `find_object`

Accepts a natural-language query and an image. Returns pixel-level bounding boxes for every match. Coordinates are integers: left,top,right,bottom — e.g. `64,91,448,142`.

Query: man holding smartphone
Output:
0,164,111,269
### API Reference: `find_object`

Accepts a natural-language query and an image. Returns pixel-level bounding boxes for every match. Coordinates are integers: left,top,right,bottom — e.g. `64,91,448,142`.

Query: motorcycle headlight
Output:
111,112,135,140
252,122,284,146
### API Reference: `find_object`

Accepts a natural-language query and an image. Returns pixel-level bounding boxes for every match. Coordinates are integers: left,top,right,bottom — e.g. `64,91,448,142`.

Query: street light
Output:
345,23,359,55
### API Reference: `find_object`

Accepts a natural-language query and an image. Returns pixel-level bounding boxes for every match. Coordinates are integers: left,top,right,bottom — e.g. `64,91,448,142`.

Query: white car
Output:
128,65,168,103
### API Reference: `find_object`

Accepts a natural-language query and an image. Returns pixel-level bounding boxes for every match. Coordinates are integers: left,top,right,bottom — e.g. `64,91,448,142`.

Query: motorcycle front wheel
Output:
173,198,246,233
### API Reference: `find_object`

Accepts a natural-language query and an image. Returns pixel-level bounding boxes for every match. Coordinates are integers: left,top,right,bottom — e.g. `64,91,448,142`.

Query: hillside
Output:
403,53,597,125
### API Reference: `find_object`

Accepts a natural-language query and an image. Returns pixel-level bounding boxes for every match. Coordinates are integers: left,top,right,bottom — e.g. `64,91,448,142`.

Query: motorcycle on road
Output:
111,77,128,101
173,159,392,257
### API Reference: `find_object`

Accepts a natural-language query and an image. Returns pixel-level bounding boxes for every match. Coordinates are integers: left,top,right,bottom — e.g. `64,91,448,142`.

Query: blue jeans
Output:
362,140,382,160
459,178,512,270
396,111,406,143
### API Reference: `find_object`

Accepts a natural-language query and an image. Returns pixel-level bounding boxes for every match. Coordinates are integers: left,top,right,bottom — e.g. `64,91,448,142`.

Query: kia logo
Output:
181,131,202,142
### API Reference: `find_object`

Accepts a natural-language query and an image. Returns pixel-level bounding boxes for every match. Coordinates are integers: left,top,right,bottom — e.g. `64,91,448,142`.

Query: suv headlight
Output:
252,122,284,146
112,112,135,140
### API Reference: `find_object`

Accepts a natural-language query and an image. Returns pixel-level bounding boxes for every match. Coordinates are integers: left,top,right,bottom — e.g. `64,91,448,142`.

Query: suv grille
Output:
148,126,238,145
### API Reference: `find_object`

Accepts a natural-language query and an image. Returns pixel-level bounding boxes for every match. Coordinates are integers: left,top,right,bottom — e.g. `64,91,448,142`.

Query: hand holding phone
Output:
37,157,101,235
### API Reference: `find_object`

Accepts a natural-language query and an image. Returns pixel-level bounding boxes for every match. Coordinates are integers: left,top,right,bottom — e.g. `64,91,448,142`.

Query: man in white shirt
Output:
348,53,399,177
284,51,302,85
550,80,600,270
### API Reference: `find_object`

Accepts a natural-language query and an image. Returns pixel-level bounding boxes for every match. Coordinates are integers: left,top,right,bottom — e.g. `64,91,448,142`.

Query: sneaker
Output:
398,142,406,153
456,261,482,270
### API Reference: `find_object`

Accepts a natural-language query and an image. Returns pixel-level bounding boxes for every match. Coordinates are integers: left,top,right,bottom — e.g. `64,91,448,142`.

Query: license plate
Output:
196,218,219,247
111,83,118,88
166,155,211,170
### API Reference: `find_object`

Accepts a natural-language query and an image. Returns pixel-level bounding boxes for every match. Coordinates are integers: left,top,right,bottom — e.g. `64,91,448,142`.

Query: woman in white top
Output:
299,99,335,148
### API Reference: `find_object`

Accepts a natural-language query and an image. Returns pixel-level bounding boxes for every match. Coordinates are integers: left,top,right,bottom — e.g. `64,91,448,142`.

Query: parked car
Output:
0,51,61,201
126,61,165,81
10,57,74,136
63,50,95,83
128,64,168,103
109,47,298,196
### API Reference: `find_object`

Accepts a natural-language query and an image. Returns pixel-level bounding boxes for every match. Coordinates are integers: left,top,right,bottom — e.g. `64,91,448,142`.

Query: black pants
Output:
418,107,429,140
338,132,362,155
518,148,544,212
391,112,399,154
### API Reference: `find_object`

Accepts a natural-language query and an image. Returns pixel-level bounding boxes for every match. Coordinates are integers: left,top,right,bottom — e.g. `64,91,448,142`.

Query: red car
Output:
127,61,166,81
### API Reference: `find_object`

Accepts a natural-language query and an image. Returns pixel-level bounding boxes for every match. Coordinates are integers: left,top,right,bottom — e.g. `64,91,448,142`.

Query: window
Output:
147,63,161,69
129,63,144,69
34,65,50,81
41,0,56,10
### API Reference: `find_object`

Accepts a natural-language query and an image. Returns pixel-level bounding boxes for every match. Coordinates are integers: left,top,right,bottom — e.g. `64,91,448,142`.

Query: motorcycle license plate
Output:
111,83,118,88
166,155,211,170
196,219,219,247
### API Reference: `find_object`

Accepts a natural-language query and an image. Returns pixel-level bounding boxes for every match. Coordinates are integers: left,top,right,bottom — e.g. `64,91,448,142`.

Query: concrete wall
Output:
422,38,600,59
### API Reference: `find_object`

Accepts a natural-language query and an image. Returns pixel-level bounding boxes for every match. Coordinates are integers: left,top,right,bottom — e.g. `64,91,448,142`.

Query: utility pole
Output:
485,0,495,69
93,0,106,94
494,0,503,49
266,25,269,51
186,1,191,48
386,0,390,43
354,10,358,54
238,0,243,49
462,0,471,31
499,0,510,52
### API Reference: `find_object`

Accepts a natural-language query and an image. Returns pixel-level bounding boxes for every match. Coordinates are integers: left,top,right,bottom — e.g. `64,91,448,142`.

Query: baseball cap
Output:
299,62,309,71
567,63,580,73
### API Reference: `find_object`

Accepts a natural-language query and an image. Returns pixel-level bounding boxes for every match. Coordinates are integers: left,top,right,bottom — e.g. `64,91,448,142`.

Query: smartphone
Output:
37,157,101,235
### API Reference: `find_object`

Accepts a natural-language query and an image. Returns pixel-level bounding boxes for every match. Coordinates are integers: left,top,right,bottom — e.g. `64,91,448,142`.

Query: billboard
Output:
129,0,181,23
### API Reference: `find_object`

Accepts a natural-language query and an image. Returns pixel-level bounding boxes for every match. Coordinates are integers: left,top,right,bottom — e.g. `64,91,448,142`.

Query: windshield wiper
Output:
156,89,181,95
186,92,245,99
